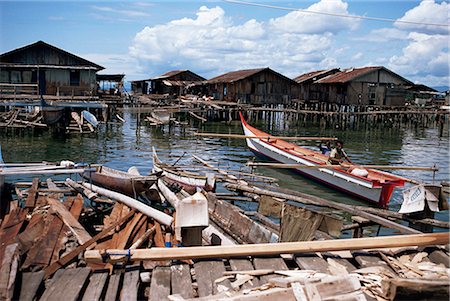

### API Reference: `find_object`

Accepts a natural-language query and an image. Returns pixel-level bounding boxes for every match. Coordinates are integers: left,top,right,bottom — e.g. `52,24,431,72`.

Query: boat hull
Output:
240,113,403,207
82,166,157,197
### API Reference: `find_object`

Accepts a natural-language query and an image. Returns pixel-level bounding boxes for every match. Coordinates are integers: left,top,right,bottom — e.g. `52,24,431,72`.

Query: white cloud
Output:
91,5,151,18
269,0,360,34
83,53,147,81
128,4,357,79
357,28,409,42
394,0,449,35
388,32,449,79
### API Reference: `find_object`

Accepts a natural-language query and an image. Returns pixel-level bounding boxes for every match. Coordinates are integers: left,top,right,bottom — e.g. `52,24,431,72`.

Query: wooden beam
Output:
225,183,421,235
194,132,337,141
84,232,449,263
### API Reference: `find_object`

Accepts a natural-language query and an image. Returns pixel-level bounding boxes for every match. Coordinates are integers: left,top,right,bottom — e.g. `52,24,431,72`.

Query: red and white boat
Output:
240,113,406,207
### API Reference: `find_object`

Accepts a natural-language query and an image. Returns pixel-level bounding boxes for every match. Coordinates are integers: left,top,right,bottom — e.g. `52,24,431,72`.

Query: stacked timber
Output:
0,108,47,129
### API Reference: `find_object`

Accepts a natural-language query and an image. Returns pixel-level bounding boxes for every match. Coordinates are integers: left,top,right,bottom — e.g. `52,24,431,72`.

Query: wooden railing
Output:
0,83,39,99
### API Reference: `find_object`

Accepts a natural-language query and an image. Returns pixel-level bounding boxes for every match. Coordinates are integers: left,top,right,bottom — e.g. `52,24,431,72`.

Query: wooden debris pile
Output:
0,108,46,129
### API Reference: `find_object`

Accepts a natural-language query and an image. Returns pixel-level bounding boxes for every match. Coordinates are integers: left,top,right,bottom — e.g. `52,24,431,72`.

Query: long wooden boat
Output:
239,113,406,207
152,147,215,194
82,165,159,197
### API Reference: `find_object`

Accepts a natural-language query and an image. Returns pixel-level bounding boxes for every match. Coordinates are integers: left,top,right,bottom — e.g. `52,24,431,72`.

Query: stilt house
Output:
206,67,299,105
0,41,104,99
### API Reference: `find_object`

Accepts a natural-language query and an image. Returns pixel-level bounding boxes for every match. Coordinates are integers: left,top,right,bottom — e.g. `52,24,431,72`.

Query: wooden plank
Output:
194,260,232,297
0,243,20,300
81,272,108,301
353,251,396,274
171,263,193,298
0,208,27,264
51,196,77,264
22,208,64,269
40,268,91,301
24,178,39,208
44,209,136,279
104,273,122,301
85,232,450,263
253,257,288,284
428,249,450,268
280,204,323,242
229,258,260,288
295,253,330,273
47,197,92,245
16,212,45,254
257,195,282,218
148,266,171,301
120,265,141,301
19,271,44,301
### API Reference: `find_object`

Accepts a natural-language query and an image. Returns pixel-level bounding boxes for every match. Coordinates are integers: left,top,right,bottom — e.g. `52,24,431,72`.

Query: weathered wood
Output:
386,278,450,300
229,258,260,288
257,195,282,218
44,209,136,279
19,271,44,301
104,272,122,301
280,204,324,242
148,266,171,300
40,268,91,301
24,178,39,208
0,208,27,263
0,243,19,301
16,212,45,254
194,260,232,297
85,233,450,263
120,265,140,301
253,257,288,284
226,183,421,234
81,272,108,301
47,196,92,245
171,263,193,298
295,253,330,273
353,252,395,274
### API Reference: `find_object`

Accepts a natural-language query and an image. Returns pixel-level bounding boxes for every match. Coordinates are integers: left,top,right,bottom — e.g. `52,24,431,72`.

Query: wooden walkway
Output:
15,246,449,300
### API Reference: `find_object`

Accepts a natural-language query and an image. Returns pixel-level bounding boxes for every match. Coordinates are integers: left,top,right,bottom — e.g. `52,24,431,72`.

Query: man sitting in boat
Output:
328,140,352,165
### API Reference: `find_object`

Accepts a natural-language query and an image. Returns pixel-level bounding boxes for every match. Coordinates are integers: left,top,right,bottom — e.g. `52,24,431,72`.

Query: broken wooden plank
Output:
295,253,330,273
229,258,260,289
253,257,289,284
81,272,108,301
40,268,91,301
0,243,20,301
24,178,39,208
44,209,136,279
47,196,92,245
19,271,44,301
171,264,193,299
148,266,171,300
194,260,232,297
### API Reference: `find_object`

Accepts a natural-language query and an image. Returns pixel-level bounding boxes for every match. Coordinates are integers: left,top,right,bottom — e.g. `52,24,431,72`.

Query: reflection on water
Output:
1,110,449,232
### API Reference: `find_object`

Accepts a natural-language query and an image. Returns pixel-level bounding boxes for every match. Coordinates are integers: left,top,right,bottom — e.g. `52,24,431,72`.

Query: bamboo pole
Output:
84,232,449,263
194,132,337,141
247,162,439,172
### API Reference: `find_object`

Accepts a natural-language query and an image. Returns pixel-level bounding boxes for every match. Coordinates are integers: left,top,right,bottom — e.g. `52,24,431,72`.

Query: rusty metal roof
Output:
316,66,384,84
207,68,268,83
153,70,188,79
294,68,339,83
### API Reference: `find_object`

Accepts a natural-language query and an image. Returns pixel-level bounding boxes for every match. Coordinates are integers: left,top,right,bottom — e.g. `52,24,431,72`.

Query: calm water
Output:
1,110,449,234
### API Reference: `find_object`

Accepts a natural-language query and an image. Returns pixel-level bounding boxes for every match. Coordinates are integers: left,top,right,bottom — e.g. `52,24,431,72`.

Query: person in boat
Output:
319,141,331,155
328,140,352,165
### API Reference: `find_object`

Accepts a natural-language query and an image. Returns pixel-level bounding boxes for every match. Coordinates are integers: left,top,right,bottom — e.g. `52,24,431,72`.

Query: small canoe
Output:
82,165,159,197
239,112,405,207
82,110,99,127
152,147,215,194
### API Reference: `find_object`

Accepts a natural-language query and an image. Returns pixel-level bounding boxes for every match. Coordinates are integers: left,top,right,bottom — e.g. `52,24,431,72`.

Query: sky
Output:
0,0,449,89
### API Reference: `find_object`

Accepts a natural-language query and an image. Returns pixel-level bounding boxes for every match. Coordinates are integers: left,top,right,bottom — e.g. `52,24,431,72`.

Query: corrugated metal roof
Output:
207,68,267,84
293,68,339,83
316,66,383,84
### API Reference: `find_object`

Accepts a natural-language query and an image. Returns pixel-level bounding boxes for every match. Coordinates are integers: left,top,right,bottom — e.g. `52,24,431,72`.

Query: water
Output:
1,110,449,234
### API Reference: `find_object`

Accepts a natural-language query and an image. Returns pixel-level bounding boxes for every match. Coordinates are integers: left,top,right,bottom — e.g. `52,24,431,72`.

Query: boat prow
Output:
238,112,405,207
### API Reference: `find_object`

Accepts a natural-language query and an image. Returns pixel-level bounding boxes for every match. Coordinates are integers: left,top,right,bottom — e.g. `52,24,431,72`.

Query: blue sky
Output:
1,1,448,88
